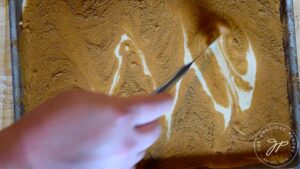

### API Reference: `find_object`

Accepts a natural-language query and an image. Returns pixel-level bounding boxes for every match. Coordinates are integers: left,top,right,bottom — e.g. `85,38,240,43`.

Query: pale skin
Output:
0,90,173,169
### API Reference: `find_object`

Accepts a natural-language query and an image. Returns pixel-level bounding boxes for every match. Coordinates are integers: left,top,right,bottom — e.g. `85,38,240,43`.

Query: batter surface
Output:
20,0,291,168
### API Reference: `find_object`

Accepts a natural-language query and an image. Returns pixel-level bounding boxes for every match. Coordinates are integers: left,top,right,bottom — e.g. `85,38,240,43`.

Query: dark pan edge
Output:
281,0,300,168
8,0,23,121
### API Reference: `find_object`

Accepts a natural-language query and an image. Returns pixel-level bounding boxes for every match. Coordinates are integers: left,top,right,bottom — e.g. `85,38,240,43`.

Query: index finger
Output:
127,94,174,126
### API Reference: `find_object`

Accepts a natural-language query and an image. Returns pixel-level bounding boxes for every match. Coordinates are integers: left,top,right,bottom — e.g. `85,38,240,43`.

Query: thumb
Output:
126,93,174,126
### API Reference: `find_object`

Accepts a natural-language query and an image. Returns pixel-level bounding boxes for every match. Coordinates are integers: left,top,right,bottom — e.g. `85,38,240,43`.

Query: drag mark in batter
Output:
164,28,257,136
165,79,182,138
182,31,233,128
109,34,155,95
110,30,256,138
210,39,257,112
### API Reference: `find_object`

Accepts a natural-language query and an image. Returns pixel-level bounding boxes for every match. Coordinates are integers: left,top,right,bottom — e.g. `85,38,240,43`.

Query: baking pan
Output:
8,0,300,168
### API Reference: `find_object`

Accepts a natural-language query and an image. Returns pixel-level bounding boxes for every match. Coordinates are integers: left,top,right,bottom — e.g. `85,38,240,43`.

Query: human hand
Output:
0,90,173,169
